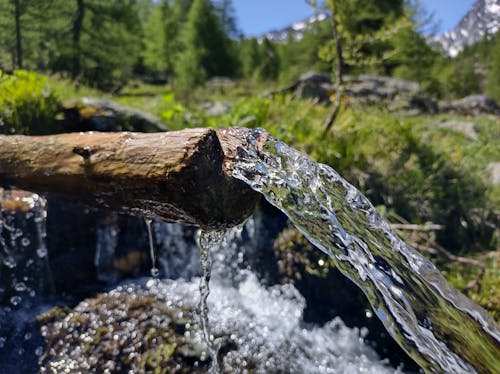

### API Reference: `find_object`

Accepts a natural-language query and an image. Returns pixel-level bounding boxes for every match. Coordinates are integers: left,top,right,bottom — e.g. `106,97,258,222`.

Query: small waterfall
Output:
198,230,226,373
229,128,500,373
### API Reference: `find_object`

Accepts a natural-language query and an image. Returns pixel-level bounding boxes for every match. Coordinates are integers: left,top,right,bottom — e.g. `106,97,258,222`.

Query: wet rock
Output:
60,97,168,133
436,120,478,139
202,101,231,117
439,95,500,116
37,290,210,373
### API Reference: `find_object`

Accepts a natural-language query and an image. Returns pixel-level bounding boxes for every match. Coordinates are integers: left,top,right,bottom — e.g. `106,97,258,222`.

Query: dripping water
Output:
228,128,500,373
33,194,55,294
198,230,226,373
145,218,159,278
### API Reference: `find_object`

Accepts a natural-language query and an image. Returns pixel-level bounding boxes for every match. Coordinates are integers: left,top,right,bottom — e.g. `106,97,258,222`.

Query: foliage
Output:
174,0,237,90
484,32,500,101
0,70,59,134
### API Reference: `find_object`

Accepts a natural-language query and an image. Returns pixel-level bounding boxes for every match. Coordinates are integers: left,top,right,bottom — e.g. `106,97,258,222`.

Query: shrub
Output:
0,70,60,135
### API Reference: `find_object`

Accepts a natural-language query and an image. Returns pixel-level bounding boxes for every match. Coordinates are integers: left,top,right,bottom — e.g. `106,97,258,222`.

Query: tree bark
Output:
0,128,259,229
13,0,23,69
72,0,85,78
323,0,344,133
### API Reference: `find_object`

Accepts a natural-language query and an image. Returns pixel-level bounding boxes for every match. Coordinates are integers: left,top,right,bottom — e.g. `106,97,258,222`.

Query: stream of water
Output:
228,128,500,373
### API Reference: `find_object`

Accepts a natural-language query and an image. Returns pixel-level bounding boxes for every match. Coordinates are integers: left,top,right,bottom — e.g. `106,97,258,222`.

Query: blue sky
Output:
232,0,477,36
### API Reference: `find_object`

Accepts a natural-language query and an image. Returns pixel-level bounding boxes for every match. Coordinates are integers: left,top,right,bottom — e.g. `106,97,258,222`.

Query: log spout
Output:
0,128,259,228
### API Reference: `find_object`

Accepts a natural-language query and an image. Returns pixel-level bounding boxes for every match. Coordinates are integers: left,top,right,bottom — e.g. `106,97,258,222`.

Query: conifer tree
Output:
240,37,261,79
308,0,409,131
257,37,280,81
174,0,236,89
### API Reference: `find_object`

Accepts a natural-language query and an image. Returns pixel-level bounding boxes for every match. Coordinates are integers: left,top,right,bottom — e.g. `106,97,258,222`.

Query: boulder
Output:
439,95,500,116
436,120,478,139
487,162,500,185
277,73,438,113
202,101,231,117
60,97,168,133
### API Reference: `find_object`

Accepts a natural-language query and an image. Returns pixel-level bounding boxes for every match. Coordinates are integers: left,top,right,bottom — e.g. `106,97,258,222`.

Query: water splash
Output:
198,230,226,373
228,128,500,373
40,272,396,373
145,218,160,278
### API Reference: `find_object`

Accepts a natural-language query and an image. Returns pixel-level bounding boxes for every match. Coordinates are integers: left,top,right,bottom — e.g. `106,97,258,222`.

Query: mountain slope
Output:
437,0,500,56
260,14,326,42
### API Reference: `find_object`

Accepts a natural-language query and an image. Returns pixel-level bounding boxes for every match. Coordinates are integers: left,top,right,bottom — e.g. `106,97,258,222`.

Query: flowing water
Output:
198,231,226,373
228,128,500,373
145,218,160,277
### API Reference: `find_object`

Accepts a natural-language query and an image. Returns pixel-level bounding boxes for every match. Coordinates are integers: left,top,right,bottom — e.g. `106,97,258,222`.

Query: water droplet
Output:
10,296,22,306
35,346,43,356
36,247,47,258
150,267,160,277
14,281,27,292
24,332,32,340
21,238,30,247
3,256,16,268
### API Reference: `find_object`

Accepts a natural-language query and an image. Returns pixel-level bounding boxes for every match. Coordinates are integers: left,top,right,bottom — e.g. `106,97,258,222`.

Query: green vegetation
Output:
0,70,59,134
0,0,497,100
0,1,498,320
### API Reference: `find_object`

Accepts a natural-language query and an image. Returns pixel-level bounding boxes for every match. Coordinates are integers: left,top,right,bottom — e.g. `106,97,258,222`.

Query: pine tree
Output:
53,0,143,89
174,0,236,89
308,0,409,131
485,32,500,101
215,0,239,37
257,37,280,81
240,37,261,79
0,0,70,70
142,3,169,75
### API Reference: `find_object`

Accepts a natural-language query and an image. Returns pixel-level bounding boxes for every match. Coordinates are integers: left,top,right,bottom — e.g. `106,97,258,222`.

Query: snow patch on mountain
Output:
437,0,500,56
261,14,326,42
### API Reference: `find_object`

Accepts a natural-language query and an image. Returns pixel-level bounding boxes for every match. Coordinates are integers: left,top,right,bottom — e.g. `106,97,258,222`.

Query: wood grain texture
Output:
0,128,259,228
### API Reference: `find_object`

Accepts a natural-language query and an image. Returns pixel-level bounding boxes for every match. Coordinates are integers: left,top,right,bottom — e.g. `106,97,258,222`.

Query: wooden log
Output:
0,128,259,228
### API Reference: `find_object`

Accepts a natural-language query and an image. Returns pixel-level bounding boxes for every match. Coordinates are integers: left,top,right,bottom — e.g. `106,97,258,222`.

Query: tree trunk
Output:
323,0,344,133
72,0,85,78
0,128,259,229
14,0,22,69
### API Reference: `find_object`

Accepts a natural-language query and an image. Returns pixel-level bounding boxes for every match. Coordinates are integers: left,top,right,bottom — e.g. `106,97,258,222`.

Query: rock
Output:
37,290,210,373
287,72,334,102
439,95,500,116
206,77,235,92
487,162,500,185
276,73,438,113
202,101,231,117
60,97,168,133
436,120,478,139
